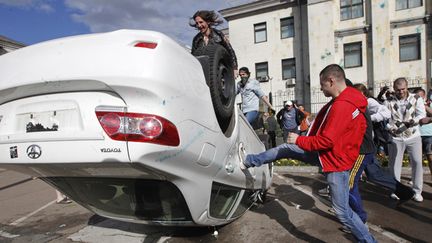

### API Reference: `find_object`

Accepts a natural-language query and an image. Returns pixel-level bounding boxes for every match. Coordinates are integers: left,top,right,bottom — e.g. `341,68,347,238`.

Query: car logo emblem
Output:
27,144,42,159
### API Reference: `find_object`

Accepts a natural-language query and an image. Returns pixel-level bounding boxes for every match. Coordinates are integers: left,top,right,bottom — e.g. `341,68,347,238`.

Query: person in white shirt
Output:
384,78,426,202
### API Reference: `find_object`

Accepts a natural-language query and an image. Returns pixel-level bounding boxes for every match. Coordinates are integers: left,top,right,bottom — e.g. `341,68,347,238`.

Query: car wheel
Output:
193,44,235,132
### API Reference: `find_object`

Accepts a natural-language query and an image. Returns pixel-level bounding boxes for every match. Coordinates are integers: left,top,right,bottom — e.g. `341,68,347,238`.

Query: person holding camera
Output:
384,77,426,202
377,85,397,103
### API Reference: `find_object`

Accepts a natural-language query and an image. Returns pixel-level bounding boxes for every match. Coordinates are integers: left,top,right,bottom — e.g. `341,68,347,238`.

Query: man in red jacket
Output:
239,64,376,242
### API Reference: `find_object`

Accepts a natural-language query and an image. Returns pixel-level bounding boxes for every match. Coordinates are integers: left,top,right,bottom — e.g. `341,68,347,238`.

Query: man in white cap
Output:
276,100,303,142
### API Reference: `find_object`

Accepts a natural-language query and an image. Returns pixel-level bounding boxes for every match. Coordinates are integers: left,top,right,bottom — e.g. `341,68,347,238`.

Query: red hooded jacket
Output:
296,86,367,172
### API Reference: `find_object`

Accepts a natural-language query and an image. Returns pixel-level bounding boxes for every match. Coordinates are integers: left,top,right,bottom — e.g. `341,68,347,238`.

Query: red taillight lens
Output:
96,111,179,146
139,117,163,138
99,113,122,135
134,42,157,49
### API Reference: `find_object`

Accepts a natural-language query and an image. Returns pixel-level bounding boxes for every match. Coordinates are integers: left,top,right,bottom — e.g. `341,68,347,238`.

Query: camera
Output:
385,91,396,101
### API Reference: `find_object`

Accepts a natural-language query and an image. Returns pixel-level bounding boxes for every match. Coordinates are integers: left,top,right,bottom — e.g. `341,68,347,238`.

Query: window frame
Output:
255,62,269,82
399,33,421,62
344,41,363,68
340,0,364,21
280,17,295,39
281,58,296,79
395,0,422,11
254,22,267,43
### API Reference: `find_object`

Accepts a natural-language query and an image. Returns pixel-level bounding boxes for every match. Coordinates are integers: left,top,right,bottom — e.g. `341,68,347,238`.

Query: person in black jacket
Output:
276,100,304,143
190,10,238,73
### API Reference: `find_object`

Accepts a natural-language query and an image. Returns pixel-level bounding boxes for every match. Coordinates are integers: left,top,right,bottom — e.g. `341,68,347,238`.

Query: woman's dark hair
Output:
189,10,223,29
353,83,371,98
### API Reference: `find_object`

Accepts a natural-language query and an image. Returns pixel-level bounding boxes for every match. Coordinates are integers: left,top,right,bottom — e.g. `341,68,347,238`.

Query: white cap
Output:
285,101,293,106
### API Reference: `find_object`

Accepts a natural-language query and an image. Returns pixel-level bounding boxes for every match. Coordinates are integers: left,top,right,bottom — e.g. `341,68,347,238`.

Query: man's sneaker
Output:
413,194,423,202
238,142,248,170
390,193,400,200
394,181,414,203
318,185,330,196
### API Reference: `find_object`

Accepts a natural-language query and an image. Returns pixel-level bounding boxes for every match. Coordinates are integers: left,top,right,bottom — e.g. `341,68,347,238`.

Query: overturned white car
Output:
0,30,272,226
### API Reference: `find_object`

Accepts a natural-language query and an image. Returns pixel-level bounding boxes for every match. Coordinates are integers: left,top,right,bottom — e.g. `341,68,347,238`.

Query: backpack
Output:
372,119,393,146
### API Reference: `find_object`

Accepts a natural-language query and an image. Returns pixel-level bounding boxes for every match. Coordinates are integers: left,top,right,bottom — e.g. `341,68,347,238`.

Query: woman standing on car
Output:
190,10,238,72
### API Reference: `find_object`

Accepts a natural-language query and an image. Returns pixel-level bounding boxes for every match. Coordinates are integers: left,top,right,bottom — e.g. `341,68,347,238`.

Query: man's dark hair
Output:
189,10,223,29
319,64,346,83
413,87,425,95
345,78,354,87
239,67,250,75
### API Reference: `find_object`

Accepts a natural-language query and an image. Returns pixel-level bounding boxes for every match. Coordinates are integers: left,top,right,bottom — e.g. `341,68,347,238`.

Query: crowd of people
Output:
237,64,432,242
190,10,431,242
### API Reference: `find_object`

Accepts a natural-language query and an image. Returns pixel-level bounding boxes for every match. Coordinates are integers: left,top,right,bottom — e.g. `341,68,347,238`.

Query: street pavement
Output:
0,167,431,243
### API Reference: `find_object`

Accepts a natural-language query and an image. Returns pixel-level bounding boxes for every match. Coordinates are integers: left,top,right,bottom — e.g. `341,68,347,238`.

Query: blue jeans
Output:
349,153,373,223
245,143,320,167
244,110,259,125
364,155,397,191
327,171,377,243
246,144,376,242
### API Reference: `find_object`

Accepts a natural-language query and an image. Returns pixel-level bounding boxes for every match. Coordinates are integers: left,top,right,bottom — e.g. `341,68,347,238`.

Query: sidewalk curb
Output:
274,166,431,174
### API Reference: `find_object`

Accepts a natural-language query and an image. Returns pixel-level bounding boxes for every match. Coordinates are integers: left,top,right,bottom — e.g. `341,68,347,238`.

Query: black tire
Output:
193,45,235,132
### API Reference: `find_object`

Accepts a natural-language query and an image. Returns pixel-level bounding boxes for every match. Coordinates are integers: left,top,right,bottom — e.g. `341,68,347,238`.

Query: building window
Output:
396,0,422,10
344,42,362,68
254,22,267,43
282,58,296,79
255,62,268,82
280,17,294,39
340,0,364,20
399,34,420,61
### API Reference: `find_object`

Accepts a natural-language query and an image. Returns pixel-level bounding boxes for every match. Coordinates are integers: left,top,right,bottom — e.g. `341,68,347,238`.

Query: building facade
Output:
0,35,25,55
221,0,432,113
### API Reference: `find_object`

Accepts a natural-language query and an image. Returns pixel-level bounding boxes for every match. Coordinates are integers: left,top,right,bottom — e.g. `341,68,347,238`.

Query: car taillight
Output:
95,111,179,146
134,42,157,49
99,113,122,135
139,117,162,138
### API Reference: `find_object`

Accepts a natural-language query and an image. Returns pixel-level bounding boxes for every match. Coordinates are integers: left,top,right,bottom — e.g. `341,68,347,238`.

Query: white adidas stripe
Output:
352,108,360,119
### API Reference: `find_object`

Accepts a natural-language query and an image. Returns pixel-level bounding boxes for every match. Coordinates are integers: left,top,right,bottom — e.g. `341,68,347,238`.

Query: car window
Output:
43,177,192,222
231,190,255,218
209,182,241,219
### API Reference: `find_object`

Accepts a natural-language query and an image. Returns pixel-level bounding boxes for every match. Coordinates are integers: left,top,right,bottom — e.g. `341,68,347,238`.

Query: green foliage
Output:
376,152,428,167
274,158,309,166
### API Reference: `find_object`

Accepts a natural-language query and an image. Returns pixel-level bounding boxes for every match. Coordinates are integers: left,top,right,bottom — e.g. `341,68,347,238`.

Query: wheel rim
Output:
218,63,232,102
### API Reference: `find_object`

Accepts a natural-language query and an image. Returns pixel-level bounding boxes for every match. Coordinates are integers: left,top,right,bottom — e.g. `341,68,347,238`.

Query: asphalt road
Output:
1,168,431,243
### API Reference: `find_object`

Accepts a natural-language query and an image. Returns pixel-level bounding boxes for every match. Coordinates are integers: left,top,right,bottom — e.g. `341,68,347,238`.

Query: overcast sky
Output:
0,0,255,46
